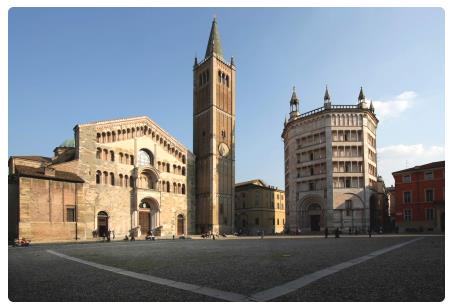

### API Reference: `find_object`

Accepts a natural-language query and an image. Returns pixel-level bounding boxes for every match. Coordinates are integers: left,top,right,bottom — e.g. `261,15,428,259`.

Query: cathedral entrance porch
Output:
137,198,160,236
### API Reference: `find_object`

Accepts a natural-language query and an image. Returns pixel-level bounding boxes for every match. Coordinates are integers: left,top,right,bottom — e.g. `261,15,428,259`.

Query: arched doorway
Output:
297,195,325,231
139,198,159,235
177,214,185,235
97,211,109,237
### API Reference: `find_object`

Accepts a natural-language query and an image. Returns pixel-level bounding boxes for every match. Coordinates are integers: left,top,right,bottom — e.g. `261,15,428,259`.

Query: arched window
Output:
96,148,101,159
125,154,129,164
182,167,186,176
166,164,170,173
124,175,129,187
182,184,186,195
226,75,229,87
173,183,177,193
119,152,123,163
103,149,108,160
110,150,114,162
119,174,123,187
103,171,108,185
112,132,116,142
107,132,111,143
130,155,134,165
110,172,115,186
96,171,101,184
96,133,101,143
138,149,154,166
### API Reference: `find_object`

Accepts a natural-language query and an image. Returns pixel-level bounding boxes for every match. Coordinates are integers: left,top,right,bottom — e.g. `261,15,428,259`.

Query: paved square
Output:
9,235,444,301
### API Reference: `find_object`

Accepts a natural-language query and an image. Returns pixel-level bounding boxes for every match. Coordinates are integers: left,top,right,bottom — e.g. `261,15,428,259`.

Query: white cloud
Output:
371,91,417,119
377,144,444,186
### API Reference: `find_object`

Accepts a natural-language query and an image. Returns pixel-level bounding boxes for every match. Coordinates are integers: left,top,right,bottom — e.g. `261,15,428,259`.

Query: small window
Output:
404,191,411,203
309,182,315,191
403,175,411,183
425,189,434,202
66,208,76,222
404,209,412,222
424,171,433,180
277,218,280,225
255,218,259,225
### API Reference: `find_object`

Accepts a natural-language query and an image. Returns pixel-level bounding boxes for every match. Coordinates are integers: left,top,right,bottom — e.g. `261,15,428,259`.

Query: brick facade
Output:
393,161,445,232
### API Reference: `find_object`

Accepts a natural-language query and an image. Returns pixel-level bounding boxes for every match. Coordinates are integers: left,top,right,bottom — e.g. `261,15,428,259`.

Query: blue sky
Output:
8,7,444,187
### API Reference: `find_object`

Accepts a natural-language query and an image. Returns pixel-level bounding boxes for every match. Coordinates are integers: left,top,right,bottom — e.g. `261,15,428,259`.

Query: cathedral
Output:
8,18,235,242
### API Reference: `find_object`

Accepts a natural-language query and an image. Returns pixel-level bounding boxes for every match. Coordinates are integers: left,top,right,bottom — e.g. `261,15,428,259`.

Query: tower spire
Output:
324,85,332,109
205,17,224,59
289,86,300,118
358,86,365,101
324,85,330,101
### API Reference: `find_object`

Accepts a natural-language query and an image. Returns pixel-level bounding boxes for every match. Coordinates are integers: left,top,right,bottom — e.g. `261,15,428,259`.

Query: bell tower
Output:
193,18,235,234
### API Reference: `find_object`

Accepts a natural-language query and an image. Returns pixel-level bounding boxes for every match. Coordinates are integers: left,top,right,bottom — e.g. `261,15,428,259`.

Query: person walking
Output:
335,227,340,238
368,228,372,238
324,227,329,238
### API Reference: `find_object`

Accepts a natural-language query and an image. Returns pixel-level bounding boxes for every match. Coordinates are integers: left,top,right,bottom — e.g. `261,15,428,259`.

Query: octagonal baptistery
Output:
282,87,379,233
72,116,196,239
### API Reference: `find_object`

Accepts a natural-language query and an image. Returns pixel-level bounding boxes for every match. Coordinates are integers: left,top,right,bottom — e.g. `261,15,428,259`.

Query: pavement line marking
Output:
46,249,251,302
250,237,424,301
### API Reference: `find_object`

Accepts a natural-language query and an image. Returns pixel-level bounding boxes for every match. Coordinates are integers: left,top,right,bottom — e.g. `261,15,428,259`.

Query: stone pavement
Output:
8,235,444,301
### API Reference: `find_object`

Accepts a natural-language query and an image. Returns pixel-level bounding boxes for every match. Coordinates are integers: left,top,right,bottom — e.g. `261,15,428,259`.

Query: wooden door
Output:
139,211,150,234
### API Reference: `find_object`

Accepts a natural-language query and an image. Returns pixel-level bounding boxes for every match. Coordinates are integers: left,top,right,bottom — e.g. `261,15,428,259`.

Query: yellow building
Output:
235,180,285,235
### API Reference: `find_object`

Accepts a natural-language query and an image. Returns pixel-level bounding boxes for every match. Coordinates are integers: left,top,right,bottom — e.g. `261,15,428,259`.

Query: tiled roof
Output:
392,161,445,175
235,179,283,192
14,165,84,183
11,156,52,163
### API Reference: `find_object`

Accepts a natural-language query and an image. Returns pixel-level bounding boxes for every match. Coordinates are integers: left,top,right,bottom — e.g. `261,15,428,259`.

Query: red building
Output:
392,161,445,232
